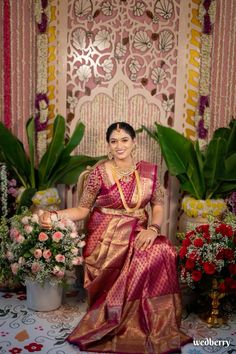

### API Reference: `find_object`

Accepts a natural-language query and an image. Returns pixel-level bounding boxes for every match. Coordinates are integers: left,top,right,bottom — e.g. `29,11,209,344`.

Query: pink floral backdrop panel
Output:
0,0,36,141
210,0,236,135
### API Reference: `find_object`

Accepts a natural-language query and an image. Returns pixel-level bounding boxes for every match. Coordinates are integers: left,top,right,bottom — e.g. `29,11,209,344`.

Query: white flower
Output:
115,43,126,59
158,30,174,52
74,0,92,18
130,73,137,81
72,28,87,50
67,96,79,111
151,67,166,84
129,59,141,73
133,1,145,16
94,30,111,51
104,73,112,81
101,1,113,16
154,0,174,20
133,31,152,52
162,98,174,112
102,58,114,73
77,65,92,82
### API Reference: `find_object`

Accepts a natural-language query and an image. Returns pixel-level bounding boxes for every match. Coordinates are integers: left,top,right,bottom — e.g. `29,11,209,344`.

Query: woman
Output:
39,122,191,354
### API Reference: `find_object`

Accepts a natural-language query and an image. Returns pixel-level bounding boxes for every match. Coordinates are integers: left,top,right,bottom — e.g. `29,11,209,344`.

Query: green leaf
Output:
26,117,35,188
62,121,85,157
55,156,102,185
203,137,227,197
38,115,65,186
220,153,236,181
0,122,31,187
226,119,236,156
16,188,37,213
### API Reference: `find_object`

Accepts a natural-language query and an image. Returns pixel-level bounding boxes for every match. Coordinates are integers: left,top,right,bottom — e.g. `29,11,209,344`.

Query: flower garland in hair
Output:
34,0,50,161
196,0,216,146
0,164,8,217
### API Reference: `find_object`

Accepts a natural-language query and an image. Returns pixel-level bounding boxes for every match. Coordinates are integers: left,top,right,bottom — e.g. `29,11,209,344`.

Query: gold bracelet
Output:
149,223,161,233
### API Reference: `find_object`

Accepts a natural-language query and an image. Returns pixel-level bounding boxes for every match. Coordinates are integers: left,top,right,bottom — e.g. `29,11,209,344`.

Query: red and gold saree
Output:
67,161,192,353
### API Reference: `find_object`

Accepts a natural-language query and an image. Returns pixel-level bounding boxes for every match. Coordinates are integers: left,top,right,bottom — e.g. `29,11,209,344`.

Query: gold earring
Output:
108,151,113,160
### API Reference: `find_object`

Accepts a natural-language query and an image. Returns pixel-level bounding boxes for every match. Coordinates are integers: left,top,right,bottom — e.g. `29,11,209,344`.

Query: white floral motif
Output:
154,0,174,20
67,96,79,111
102,59,114,73
101,1,113,16
162,98,174,112
151,67,166,84
158,30,174,52
115,43,127,58
133,31,152,52
129,59,141,73
104,73,112,81
77,65,92,82
74,0,92,18
72,28,87,50
133,1,145,16
94,30,111,51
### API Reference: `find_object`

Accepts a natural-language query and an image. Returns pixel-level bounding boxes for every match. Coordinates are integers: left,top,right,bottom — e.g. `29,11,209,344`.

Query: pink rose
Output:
15,234,25,244
34,249,42,259
43,249,52,259
24,225,33,234
71,247,79,255
78,240,86,248
53,266,65,278
31,262,41,273
70,232,78,239
10,228,19,240
31,214,39,223
6,251,14,260
21,216,30,225
38,232,48,242
52,231,63,242
11,263,20,275
72,257,83,265
55,254,65,263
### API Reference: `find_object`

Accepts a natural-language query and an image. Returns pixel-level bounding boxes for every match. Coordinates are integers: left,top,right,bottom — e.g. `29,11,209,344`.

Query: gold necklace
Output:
111,167,142,212
112,164,136,177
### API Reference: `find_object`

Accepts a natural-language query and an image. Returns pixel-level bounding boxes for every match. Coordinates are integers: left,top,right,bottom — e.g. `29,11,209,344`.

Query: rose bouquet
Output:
1,210,85,286
179,214,236,293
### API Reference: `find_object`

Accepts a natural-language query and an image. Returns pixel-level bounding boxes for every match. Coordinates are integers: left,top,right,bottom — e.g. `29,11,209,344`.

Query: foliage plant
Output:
0,115,100,210
178,213,236,293
0,209,85,286
143,119,236,200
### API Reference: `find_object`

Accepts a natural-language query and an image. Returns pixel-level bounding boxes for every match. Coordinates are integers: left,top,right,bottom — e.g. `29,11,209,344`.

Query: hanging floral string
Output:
0,164,8,217
196,0,216,145
34,0,50,162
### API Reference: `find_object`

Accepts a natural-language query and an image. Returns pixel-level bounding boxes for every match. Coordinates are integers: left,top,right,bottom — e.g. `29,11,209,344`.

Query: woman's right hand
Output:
38,210,53,229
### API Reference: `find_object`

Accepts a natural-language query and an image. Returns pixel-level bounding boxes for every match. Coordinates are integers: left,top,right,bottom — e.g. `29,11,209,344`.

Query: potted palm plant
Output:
143,119,236,229
0,115,100,211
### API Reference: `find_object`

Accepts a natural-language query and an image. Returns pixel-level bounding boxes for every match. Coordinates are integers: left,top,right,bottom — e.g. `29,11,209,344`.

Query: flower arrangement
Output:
179,214,236,293
181,196,227,218
1,210,85,286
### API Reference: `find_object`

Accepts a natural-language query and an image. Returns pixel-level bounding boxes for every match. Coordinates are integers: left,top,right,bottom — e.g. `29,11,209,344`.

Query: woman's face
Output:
108,128,135,161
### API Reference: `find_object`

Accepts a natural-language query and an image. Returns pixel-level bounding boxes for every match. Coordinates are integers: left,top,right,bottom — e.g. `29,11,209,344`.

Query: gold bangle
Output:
149,224,161,233
148,226,159,234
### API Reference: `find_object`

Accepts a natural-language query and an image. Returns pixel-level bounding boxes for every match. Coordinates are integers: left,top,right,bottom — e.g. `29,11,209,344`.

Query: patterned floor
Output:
0,289,235,354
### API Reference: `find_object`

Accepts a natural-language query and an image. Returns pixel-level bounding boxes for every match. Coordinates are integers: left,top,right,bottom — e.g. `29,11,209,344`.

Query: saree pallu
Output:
67,161,192,353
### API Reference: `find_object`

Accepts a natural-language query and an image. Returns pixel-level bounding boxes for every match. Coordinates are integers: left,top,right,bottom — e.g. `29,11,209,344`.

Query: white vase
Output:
26,280,63,311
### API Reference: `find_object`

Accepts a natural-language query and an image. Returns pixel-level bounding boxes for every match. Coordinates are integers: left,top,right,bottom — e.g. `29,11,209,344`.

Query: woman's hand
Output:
134,228,158,251
38,210,53,229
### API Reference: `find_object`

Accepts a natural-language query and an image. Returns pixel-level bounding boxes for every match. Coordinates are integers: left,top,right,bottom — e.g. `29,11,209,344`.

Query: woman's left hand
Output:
134,228,158,251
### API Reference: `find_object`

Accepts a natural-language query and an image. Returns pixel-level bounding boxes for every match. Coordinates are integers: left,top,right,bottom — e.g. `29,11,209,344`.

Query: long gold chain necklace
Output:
111,167,142,212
